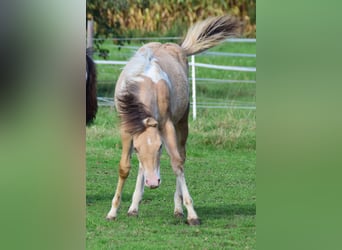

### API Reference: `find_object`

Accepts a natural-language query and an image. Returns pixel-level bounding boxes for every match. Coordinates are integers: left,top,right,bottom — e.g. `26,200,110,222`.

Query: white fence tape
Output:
94,60,256,72
203,51,256,58
94,60,127,65
193,62,256,72
193,78,256,84
93,37,256,43
97,97,256,110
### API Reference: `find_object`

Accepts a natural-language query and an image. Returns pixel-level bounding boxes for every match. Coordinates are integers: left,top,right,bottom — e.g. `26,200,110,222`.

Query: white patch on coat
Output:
147,136,152,145
126,48,152,77
121,46,171,89
122,47,152,85
143,59,171,88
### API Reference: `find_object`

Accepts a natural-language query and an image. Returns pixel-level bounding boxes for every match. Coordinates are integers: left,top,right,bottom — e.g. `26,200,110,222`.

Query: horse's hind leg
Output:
175,104,189,166
174,177,184,218
173,107,189,218
106,129,132,220
162,117,199,225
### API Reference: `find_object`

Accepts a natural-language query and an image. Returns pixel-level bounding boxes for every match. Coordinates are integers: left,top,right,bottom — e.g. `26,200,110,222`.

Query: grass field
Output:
87,39,256,249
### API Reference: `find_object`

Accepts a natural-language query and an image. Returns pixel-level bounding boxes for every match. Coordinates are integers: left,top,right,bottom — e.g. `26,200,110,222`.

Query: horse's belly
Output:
169,82,189,122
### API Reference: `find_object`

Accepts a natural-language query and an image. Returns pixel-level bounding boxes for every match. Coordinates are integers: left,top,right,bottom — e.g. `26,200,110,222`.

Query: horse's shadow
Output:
87,193,256,216
86,193,131,206
87,193,256,225
194,203,256,221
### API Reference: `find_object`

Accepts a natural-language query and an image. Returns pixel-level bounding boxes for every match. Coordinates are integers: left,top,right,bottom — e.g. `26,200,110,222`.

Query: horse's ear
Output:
143,117,158,128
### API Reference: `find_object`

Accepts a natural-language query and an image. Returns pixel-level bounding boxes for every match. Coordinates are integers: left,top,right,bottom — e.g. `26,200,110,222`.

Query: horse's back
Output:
115,42,189,123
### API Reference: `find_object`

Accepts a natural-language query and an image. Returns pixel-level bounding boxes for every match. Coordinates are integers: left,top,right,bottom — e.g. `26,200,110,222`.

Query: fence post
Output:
191,55,196,120
87,20,93,50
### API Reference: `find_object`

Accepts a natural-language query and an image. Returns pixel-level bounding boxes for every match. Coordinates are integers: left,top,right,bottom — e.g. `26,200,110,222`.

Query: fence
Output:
90,37,256,120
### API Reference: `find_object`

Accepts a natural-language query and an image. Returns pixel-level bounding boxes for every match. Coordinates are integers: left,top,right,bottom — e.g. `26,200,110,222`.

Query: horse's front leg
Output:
127,163,145,216
106,129,132,220
162,120,200,225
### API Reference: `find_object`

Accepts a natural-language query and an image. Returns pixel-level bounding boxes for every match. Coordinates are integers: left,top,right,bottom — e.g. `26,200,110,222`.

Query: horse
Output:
106,16,239,225
86,48,98,125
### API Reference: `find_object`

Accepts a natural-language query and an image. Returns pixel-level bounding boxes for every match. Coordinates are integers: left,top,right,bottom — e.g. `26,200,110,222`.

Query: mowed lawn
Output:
87,40,256,249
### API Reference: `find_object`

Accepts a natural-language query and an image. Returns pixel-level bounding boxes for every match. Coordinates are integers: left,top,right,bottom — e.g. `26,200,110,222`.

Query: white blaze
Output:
147,137,152,145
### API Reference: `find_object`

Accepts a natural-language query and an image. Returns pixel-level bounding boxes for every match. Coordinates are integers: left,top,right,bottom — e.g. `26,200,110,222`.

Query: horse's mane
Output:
116,83,152,135
116,46,161,135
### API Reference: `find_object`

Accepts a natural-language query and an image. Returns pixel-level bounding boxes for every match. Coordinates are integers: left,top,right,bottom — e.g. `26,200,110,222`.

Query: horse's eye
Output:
159,145,162,152
133,147,138,153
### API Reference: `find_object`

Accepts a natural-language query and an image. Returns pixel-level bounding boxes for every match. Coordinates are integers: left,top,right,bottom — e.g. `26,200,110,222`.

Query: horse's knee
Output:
119,164,131,179
171,158,184,175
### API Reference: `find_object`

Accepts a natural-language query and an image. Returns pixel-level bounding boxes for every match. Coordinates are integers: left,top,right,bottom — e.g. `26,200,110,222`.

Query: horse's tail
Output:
180,15,239,56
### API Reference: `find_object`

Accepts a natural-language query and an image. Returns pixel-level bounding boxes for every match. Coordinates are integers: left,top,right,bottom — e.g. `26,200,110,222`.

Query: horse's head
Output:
133,117,162,189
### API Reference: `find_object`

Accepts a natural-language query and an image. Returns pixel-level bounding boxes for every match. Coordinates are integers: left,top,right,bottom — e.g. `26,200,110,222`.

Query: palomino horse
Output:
86,48,97,125
106,16,239,225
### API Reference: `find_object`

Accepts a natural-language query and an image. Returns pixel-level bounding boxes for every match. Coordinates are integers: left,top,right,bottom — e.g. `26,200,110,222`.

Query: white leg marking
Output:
177,173,198,222
106,178,125,220
128,164,145,216
174,178,183,217
106,199,119,220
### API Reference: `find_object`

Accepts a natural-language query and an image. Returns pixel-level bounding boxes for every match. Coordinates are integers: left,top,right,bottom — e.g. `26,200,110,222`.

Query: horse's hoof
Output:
174,212,184,218
105,215,116,221
187,218,200,226
127,210,138,217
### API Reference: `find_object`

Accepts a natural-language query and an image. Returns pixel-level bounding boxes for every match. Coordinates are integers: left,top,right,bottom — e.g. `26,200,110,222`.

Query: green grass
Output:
87,40,256,249
87,107,256,249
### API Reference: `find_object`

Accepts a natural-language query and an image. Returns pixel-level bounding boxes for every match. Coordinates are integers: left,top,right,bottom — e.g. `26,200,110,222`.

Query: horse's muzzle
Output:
145,178,160,189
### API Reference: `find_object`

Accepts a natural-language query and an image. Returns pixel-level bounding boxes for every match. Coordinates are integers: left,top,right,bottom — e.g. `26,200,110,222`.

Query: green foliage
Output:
86,0,256,39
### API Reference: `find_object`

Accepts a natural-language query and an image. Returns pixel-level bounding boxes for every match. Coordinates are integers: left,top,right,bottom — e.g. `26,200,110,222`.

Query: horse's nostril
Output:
145,179,160,188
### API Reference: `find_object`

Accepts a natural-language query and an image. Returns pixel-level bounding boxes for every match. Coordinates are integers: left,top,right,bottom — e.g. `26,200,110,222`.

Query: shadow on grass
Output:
195,203,256,221
86,193,132,206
